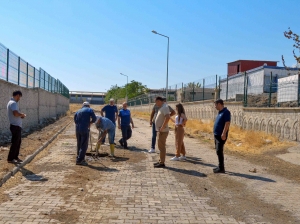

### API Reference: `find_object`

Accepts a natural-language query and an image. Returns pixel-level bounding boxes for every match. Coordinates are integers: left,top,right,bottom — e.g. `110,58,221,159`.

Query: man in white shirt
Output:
7,90,26,164
153,96,170,168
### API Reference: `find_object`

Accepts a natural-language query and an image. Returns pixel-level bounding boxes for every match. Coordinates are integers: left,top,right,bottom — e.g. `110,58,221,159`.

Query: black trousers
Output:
120,125,132,147
8,125,22,161
214,135,226,170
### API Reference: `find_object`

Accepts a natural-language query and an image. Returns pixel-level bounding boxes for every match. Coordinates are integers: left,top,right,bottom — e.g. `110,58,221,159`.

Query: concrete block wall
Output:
129,100,300,142
0,79,69,136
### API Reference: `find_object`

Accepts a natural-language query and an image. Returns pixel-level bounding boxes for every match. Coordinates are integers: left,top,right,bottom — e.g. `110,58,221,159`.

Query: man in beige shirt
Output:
153,96,170,168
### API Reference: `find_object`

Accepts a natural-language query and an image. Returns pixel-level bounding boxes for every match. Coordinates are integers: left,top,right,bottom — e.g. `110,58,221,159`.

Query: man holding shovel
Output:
95,116,116,157
74,102,96,166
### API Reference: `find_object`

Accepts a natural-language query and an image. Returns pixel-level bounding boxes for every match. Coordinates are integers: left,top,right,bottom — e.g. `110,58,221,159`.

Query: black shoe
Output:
119,139,124,147
16,158,23,164
154,163,165,168
76,160,88,166
153,162,160,166
213,167,225,173
7,160,17,164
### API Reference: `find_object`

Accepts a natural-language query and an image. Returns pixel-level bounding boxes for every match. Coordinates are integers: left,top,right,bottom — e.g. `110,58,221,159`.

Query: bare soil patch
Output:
168,160,297,223
0,115,72,179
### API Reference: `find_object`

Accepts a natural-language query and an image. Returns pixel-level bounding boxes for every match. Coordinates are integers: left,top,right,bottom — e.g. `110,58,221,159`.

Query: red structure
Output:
227,60,278,77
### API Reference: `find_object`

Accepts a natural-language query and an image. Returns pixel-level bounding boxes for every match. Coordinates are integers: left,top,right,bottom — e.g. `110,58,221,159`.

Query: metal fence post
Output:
202,78,205,101
226,76,228,101
33,67,35,88
175,84,177,101
6,49,9,82
268,72,273,107
18,57,20,86
245,72,248,107
192,82,195,101
181,82,185,102
26,62,29,88
218,76,221,99
298,74,300,107
243,72,246,107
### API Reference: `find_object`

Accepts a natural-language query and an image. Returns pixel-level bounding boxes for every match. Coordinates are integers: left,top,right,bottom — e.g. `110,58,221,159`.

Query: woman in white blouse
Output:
170,103,188,161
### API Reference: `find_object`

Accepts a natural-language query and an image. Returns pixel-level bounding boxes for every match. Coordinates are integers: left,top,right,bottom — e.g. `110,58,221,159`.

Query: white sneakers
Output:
170,156,187,161
148,148,155,153
179,156,186,161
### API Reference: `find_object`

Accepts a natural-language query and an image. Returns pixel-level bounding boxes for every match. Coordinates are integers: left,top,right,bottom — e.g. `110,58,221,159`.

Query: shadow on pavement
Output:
185,156,216,168
19,167,48,182
227,171,276,182
87,164,119,172
110,157,129,162
165,166,207,178
127,146,148,153
166,154,216,168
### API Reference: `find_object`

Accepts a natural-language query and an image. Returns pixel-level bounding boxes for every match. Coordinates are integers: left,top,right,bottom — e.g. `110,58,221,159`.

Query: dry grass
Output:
131,111,295,154
69,104,83,114
69,103,104,115
131,111,151,120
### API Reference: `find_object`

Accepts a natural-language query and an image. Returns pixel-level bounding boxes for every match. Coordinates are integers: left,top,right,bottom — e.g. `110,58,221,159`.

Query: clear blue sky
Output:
0,0,299,92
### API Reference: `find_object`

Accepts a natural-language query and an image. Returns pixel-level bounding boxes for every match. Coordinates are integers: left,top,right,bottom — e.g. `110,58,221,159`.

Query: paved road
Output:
0,118,299,223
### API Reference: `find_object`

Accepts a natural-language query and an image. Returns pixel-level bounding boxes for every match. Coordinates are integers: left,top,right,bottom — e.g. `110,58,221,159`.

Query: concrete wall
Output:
129,100,300,141
0,79,69,136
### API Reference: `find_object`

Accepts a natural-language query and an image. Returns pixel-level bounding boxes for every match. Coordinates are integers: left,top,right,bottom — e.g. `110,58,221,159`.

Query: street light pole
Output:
120,73,128,102
152,30,169,100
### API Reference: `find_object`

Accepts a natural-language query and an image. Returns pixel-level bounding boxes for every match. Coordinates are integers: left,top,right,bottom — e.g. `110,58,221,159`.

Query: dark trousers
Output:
76,131,89,163
151,123,156,149
102,122,116,143
120,125,132,148
214,135,226,170
8,125,22,161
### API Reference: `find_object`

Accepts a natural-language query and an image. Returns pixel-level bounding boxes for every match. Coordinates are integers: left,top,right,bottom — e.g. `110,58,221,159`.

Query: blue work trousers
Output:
120,125,132,147
76,131,89,163
151,123,156,149
102,122,116,144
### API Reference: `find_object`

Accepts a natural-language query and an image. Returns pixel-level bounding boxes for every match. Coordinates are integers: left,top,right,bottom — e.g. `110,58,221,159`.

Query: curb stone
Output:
0,121,72,187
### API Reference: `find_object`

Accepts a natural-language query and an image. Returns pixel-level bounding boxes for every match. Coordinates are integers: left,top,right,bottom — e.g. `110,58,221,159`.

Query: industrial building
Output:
69,91,106,105
220,65,299,100
227,60,277,77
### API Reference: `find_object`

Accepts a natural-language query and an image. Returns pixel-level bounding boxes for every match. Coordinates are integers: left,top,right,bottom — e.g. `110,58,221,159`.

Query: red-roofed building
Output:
227,60,278,77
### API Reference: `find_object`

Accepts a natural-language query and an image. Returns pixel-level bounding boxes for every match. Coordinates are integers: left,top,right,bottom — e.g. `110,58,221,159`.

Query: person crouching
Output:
95,116,116,157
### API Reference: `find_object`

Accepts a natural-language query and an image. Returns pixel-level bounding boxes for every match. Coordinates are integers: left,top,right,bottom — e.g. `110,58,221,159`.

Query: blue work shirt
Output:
74,107,96,133
213,107,231,136
118,109,131,126
101,105,118,124
96,116,115,131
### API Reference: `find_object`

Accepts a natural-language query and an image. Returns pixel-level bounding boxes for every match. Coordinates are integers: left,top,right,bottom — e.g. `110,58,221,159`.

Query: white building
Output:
220,66,300,100
277,74,299,103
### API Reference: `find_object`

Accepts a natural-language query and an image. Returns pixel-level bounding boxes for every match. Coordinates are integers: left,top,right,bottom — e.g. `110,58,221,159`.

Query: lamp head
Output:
152,30,158,34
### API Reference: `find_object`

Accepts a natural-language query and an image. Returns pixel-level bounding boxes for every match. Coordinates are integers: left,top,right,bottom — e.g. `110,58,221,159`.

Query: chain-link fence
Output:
128,65,300,107
220,66,300,107
0,42,69,98
127,75,219,106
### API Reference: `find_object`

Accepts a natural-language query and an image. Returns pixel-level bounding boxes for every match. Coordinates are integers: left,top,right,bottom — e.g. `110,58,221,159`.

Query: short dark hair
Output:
162,97,167,102
155,96,164,102
13,90,22,97
214,99,224,105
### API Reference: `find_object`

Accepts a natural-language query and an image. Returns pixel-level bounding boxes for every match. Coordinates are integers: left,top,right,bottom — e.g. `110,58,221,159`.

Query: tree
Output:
186,82,201,89
105,81,149,103
282,28,300,73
